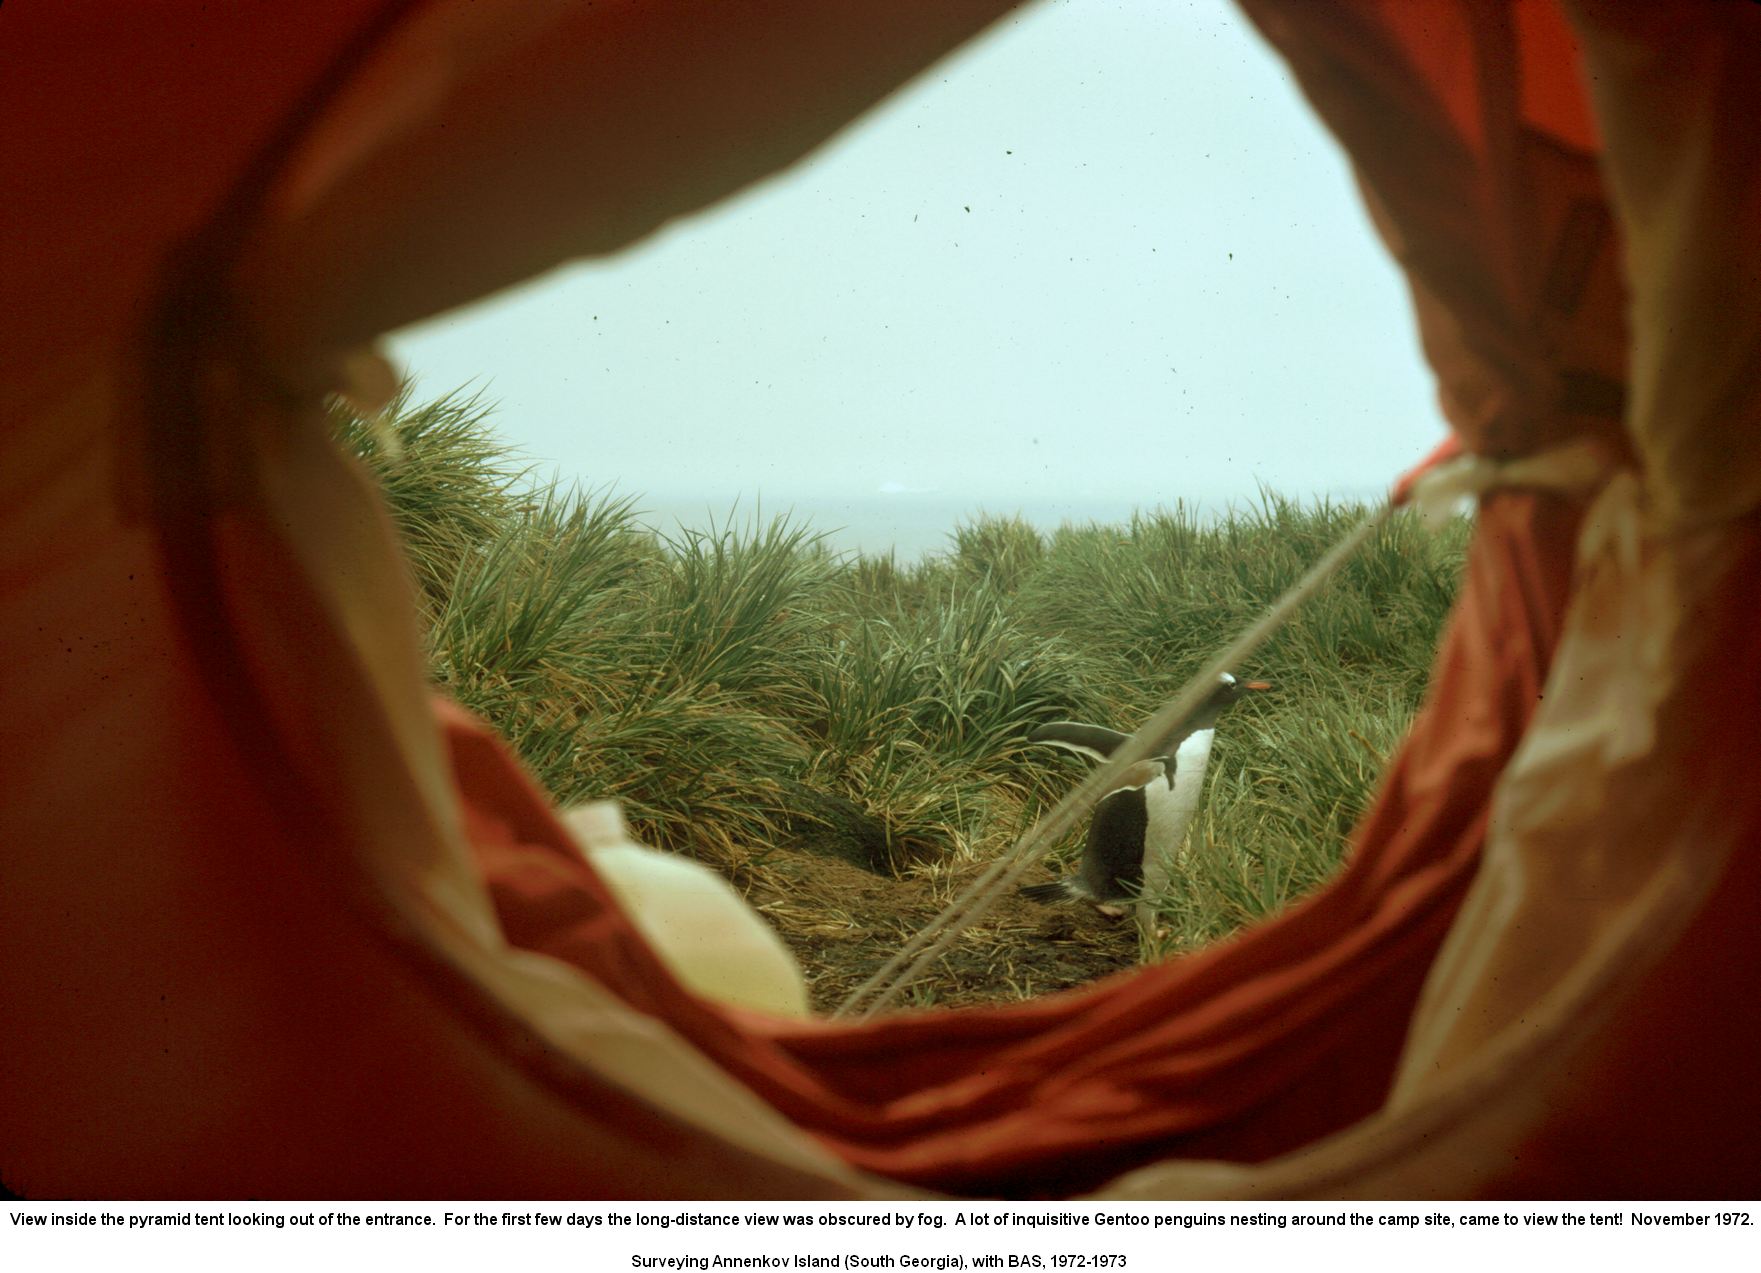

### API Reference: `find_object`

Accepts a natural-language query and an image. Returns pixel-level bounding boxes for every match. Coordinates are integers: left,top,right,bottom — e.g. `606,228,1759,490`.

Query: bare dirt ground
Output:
731,835,1140,1014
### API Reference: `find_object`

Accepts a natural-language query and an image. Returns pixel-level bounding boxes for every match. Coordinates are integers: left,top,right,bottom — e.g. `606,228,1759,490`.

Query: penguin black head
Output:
1191,672,1273,730
1147,672,1273,753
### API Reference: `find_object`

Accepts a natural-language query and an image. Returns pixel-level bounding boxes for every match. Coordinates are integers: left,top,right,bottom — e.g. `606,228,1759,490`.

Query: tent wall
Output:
2,0,1018,1200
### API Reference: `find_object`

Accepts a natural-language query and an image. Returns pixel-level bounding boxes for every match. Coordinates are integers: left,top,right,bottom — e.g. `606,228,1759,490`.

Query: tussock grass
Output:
332,391,528,612
951,513,1046,594
338,392,1468,975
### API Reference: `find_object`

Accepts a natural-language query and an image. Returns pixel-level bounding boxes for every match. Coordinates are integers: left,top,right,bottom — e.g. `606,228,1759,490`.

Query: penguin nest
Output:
728,846,1140,1014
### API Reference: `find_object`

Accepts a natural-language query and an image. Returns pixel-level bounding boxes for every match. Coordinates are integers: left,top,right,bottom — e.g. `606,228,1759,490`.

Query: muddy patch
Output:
730,841,1141,1014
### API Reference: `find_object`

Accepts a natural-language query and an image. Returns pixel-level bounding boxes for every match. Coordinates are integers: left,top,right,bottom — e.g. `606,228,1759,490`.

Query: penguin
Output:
1020,673,1271,924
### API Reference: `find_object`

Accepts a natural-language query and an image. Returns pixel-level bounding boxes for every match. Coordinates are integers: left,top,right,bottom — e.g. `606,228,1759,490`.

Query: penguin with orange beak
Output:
1022,673,1272,922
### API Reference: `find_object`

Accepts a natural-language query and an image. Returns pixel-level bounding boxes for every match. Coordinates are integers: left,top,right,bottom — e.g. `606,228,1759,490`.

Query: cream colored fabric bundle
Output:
564,803,812,1020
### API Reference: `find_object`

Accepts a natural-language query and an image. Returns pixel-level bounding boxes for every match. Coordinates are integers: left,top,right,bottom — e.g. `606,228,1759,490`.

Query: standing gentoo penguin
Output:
1021,674,1271,926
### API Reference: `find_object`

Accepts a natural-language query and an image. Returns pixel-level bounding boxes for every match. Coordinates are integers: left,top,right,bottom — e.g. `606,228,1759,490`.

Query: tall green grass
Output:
337,392,1469,950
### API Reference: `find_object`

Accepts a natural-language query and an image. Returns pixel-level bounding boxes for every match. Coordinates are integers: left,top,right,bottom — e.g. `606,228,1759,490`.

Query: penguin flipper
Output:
1027,722,1131,764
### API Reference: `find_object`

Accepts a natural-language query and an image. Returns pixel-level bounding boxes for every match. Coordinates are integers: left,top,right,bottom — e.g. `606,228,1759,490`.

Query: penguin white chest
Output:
1163,729,1215,833
1137,728,1215,922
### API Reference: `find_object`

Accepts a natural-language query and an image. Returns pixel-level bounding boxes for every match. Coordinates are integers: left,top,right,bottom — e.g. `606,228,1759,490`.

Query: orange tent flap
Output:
1238,0,1627,460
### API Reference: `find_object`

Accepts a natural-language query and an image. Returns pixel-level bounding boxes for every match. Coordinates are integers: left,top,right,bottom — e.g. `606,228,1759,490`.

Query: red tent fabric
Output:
3,0,1757,1199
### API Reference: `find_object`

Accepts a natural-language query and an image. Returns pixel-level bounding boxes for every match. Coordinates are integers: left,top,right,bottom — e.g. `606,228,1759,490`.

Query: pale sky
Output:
390,1,1442,555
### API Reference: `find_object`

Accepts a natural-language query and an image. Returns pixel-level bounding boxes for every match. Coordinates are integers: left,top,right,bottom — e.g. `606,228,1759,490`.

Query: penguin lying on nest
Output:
1021,673,1271,925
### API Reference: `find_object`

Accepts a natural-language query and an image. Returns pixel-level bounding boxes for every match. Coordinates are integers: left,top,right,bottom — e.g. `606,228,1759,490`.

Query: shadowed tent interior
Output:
2,0,1757,1199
